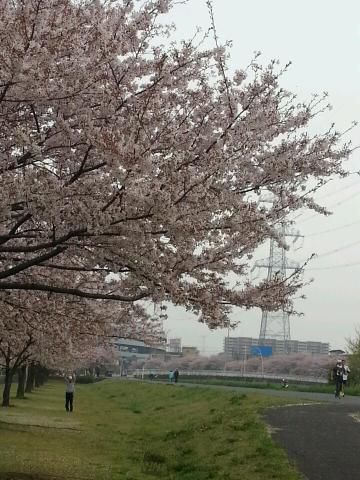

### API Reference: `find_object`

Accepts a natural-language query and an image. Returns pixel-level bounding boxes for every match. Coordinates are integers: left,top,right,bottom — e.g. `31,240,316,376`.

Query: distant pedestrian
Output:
281,378,288,389
333,360,343,399
174,369,179,383
65,373,76,412
168,370,174,383
341,359,350,397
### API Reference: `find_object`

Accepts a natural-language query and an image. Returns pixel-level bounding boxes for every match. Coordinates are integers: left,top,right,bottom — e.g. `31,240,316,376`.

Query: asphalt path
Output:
176,381,360,406
174,382,360,480
265,404,360,480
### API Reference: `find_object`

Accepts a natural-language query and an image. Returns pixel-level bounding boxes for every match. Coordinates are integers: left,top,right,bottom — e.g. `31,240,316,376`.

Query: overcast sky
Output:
161,0,360,354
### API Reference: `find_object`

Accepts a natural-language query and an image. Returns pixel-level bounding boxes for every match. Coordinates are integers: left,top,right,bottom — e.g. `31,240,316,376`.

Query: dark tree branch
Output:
0,246,67,280
30,104,40,133
37,263,130,274
0,213,33,245
66,145,93,185
0,82,11,104
80,161,107,175
13,336,34,370
0,282,150,302
0,229,86,253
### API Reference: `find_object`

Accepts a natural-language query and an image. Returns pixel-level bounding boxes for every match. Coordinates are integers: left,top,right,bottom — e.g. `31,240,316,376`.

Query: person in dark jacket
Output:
333,360,343,399
173,369,179,383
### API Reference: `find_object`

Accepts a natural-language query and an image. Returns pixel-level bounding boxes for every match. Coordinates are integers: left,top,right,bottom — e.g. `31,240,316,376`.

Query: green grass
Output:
0,380,303,480
175,377,360,396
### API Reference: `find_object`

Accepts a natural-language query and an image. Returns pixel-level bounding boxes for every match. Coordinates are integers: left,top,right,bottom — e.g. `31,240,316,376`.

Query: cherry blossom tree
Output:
347,331,360,384
0,0,351,331
0,305,35,406
0,288,159,406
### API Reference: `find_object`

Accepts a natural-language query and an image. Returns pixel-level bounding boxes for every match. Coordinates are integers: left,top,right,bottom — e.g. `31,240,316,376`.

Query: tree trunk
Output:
2,363,14,407
34,364,41,388
34,364,47,387
41,366,49,385
25,363,35,393
16,365,27,399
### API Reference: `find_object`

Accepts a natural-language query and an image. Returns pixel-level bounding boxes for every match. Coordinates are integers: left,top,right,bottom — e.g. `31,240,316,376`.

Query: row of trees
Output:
132,352,333,378
0,0,351,405
0,290,161,406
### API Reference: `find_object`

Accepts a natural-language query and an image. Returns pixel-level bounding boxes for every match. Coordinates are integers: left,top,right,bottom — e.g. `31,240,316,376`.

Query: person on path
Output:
281,378,289,389
168,370,174,383
341,359,350,397
174,369,179,383
333,360,343,399
65,373,76,412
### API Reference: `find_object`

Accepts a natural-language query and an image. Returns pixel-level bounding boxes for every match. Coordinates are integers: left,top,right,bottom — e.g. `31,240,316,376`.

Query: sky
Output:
161,0,360,354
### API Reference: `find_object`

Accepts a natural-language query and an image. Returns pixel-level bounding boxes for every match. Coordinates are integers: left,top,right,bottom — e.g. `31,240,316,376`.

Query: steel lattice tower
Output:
253,223,301,351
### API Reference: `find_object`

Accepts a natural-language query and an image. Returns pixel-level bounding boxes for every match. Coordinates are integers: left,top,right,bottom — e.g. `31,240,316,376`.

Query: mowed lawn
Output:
0,380,301,480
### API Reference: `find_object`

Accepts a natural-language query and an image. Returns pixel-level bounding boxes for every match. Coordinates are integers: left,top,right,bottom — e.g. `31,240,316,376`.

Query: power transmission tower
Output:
252,223,302,352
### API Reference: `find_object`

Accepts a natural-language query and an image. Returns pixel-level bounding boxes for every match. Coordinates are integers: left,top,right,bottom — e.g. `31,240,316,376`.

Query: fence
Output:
130,369,328,384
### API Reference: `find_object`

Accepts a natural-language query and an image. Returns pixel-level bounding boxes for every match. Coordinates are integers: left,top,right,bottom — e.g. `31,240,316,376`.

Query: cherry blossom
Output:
0,0,350,334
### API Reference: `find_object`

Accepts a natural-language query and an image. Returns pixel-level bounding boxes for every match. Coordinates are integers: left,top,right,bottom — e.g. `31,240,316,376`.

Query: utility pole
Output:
243,345,247,376
224,326,231,371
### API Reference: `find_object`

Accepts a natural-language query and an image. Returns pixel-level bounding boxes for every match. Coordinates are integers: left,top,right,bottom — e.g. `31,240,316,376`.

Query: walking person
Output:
281,378,288,389
341,359,350,397
333,360,343,399
168,370,174,383
65,373,76,412
173,369,179,383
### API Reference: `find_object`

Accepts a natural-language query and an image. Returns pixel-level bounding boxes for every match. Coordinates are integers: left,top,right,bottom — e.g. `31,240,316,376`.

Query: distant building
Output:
329,349,346,357
224,336,329,359
168,338,182,353
115,338,166,361
182,346,200,356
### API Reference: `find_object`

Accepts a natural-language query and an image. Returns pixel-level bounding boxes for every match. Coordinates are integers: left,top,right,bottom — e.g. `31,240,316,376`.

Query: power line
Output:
298,189,360,224
308,260,360,271
317,180,360,200
326,189,360,209
307,219,360,237
297,238,360,264
292,176,360,222
311,238,360,259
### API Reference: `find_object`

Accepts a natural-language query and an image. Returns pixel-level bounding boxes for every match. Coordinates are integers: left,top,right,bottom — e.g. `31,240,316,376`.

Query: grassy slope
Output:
0,380,302,480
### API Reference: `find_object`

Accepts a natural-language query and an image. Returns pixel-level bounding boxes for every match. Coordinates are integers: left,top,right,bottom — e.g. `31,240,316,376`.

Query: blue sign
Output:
250,345,273,357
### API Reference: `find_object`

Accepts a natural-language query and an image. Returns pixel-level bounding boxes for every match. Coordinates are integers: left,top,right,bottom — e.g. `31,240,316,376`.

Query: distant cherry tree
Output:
131,352,333,379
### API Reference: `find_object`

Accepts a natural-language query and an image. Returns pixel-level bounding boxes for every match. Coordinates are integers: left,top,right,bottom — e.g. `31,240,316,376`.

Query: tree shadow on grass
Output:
0,474,61,480
0,420,81,433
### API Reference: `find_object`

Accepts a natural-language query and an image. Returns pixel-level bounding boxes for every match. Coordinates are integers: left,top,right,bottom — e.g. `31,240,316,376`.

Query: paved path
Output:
178,382,360,479
177,381,360,406
265,403,360,480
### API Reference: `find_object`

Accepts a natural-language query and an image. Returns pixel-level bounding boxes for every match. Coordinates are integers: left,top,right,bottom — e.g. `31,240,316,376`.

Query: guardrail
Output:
130,369,328,384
